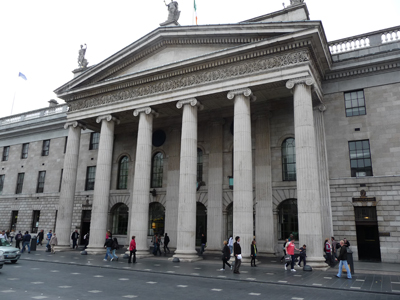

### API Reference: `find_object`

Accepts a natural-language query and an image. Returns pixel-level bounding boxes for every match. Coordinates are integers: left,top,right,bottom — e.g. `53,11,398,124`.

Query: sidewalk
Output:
18,246,400,295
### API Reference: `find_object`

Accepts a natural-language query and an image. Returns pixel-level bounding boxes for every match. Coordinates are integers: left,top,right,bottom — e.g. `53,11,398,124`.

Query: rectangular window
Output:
32,210,40,233
59,169,63,192
89,132,100,150
349,140,373,177
0,174,4,195
11,211,18,231
345,90,366,117
85,166,96,191
36,171,46,193
16,173,25,194
42,140,50,156
64,137,68,154
2,146,10,161
21,143,29,159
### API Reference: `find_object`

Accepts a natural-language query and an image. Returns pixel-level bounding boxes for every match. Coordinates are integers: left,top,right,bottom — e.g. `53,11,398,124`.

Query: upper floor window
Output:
2,146,10,161
0,174,4,195
282,138,296,181
345,90,366,117
21,143,29,159
151,152,163,188
16,173,25,194
42,140,50,156
85,166,96,191
89,132,100,150
197,148,203,182
349,140,373,177
117,156,129,190
36,171,46,193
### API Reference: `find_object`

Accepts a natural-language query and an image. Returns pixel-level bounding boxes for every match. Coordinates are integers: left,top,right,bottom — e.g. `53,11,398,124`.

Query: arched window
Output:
151,152,163,188
282,138,296,181
197,148,203,182
278,199,298,240
148,202,165,236
111,203,129,235
117,156,129,189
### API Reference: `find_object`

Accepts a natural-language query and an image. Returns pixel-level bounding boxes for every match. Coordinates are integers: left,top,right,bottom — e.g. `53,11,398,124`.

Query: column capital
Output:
318,104,327,112
64,121,86,130
133,107,159,118
285,76,314,90
96,114,120,125
227,88,256,102
176,98,203,110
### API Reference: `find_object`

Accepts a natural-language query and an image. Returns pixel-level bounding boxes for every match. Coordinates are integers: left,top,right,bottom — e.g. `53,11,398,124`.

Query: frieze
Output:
68,50,311,112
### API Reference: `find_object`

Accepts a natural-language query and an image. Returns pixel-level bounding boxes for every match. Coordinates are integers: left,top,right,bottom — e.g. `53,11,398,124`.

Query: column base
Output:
171,250,202,262
86,246,106,255
123,250,153,259
306,257,330,270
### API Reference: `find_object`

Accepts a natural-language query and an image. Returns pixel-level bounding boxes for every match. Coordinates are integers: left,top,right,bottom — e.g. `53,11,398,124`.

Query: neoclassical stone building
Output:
1,2,400,264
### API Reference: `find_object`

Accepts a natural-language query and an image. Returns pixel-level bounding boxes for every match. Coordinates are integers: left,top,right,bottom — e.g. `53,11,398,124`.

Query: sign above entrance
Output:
352,189,376,202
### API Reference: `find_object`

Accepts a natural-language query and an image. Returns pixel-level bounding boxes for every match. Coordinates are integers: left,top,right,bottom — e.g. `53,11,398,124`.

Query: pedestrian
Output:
37,230,44,246
331,237,338,264
106,230,111,239
21,231,31,253
288,234,294,241
46,230,53,247
298,244,306,267
343,238,350,247
5,230,10,241
336,240,352,279
285,238,299,272
200,233,206,255
83,232,89,249
71,230,80,249
163,233,170,254
153,234,158,255
228,235,233,255
112,237,119,261
250,240,257,267
103,235,116,261
156,235,162,256
128,236,136,263
50,233,58,253
233,236,242,274
324,238,332,266
280,238,289,262
9,230,15,243
220,240,232,271
15,231,23,249
0,230,6,239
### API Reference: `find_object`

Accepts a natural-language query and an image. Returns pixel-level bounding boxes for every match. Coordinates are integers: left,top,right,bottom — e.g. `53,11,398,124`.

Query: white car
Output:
0,250,4,269
0,238,21,264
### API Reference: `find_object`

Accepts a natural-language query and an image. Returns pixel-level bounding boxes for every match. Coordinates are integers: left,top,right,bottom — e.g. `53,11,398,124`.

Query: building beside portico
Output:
1,2,400,264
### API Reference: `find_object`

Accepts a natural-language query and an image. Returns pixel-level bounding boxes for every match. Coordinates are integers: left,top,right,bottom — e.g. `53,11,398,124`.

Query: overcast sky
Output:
1,0,399,118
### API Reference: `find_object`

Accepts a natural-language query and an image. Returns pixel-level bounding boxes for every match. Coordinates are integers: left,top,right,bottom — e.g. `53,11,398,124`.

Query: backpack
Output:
112,238,118,250
16,233,22,241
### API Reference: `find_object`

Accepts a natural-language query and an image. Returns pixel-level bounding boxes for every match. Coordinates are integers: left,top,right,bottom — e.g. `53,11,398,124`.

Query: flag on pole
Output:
18,72,27,80
194,0,198,25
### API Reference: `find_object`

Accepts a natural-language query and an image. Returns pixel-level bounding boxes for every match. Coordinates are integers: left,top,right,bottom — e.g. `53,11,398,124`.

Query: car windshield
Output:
0,238,11,246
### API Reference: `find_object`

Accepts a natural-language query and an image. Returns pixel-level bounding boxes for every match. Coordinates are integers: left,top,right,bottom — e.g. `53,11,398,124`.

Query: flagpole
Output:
10,90,17,116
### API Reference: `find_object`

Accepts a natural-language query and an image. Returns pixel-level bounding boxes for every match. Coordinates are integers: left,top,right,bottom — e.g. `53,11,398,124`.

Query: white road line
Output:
177,285,187,288
246,278,256,281
191,273,200,275
94,275,104,277
391,282,400,284
195,267,202,270
50,270,59,272
294,275,302,277
31,296,48,299
31,282,44,285
122,296,138,298
350,287,361,289
278,281,287,283
249,293,261,296
58,286,72,288
88,290,102,293
312,283,322,286
292,298,304,300
154,264,161,266
146,282,157,284
119,278,129,281
8,278,20,280
356,279,365,282
266,273,274,275
217,275,226,278
211,289,222,292
241,271,248,273
166,271,175,273
1,290,16,293
392,290,400,293
324,277,332,279
143,269,152,271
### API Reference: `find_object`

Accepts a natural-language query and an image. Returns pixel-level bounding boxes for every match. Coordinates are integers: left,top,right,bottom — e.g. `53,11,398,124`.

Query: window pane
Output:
352,108,359,116
345,93,351,100
356,141,363,149
357,91,364,98
282,138,296,181
362,140,370,149
345,100,352,108
351,92,357,99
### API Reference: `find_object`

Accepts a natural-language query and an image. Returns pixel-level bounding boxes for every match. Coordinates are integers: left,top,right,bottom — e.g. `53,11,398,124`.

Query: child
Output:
298,244,306,267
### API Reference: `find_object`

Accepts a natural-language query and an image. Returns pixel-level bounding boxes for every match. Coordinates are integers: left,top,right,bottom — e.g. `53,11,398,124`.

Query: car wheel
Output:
11,260,18,264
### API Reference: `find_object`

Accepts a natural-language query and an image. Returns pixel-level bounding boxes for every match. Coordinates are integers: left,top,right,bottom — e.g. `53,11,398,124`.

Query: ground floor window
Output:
111,203,129,235
148,202,165,236
278,199,298,240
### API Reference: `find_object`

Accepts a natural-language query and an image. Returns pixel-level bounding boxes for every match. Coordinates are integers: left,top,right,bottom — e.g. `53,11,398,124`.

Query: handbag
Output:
284,254,291,262
237,254,242,260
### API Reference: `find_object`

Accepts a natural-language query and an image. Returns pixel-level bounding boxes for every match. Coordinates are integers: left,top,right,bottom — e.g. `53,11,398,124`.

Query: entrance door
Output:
196,202,207,246
354,207,381,261
80,210,91,245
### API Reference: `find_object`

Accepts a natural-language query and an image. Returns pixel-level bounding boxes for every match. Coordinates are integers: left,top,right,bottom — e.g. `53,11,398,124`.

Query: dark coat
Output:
23,234,31,242
104,238,113,248
337,245,348,261
71,232,79,240
37,231,44,241
222,245,230,260
250,244,257,256
164,235,170,246
201,235,206,244
233,242,241,255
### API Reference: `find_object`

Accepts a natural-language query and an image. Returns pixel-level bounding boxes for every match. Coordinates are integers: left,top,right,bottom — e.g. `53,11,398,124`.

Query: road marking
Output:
173,266,180,268
119,278,129,281
392,282,400,284
177,285,187,288
147,282,157,284
50,270,59,272
58,286,72,288
31,282,44,285
34,254,41,256
217,275,226,278
122,296,138,298
143,269,152,271
71,273,80,275
88,290,102,293
292,298,304,300
294,275,302,277
94,275,104,278
191,273,200,275
249,293,261,296
195,267,202,270
1,290,16,293
246,278,256,281
350,287,361,289
241,271,248,273
166,271,175,273
324,277,332,279
278,281,287,283
212,289,222,291
266,273,274,275
31,297,48,299
356,279,365,282
312,283,322,286
392,290,400,293
8,278,19,280
13,266,22,268
31,268,40,270
154,264,161,266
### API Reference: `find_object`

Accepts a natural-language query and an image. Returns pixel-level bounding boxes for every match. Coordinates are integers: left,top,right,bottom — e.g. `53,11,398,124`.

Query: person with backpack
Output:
297,244,307,267
103,235,116,261
163,233,170,254
83,232,89,249
128,236,136,263
21,231,31,253
111,237,119,261
37,230,44,246
220,240,232,271
15,231,23,249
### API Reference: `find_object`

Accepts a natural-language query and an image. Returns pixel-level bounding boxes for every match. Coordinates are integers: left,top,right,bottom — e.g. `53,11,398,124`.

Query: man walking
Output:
163,233,170,254
233,236,242,274
71,230,79,249
15,231,23,249
21,231,31,253
50,233,58,254
37,230,44,246
336,240,352,279
200,233,206,255
46,230,52,247
104,235,116,261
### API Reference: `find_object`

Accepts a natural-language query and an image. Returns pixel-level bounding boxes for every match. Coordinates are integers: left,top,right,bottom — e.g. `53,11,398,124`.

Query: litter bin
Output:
346,247,354,275
30,235,37,252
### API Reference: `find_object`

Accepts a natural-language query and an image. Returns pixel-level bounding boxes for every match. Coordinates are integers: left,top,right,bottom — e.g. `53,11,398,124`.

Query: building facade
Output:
1,3,400,264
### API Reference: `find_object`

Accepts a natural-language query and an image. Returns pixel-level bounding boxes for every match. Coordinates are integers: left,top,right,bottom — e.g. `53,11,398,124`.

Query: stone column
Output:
314,105,333,239
254,113,275,254
227,88,256,259
87,115,119,254
207,119,224,251
55,121,85,250
286,78,325,267
128,107,158,257
165,126,181,249
173,98,203,262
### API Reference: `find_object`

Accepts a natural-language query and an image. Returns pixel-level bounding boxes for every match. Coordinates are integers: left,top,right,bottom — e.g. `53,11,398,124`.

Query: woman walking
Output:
250,240,257,267
50,233,58,254
220,241,232,271
128,236,136,263
285,238,299,272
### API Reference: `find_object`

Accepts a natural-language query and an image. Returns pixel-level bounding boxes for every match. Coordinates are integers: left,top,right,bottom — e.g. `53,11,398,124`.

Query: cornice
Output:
68,49,311,112
325,61,400,80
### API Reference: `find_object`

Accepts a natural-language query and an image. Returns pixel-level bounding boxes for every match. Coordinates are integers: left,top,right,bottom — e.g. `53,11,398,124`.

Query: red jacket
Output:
129,239,136,251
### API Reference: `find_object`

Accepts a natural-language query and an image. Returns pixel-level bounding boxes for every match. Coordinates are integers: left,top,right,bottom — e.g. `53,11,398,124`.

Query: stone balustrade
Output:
0,104,68,126
328,25,400,54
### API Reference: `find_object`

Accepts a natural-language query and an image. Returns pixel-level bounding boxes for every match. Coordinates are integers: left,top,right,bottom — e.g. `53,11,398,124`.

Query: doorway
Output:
354,207,381,261
196,202,207,246
80,210,91,245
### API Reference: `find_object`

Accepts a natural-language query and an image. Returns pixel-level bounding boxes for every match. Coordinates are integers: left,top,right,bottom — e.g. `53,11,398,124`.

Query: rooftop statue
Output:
78,44,89,68
290,0,305,5
160,0,180,26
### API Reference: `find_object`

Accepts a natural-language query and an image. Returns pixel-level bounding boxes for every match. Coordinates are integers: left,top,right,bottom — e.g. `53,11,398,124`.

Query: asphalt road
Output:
1,259,399,300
